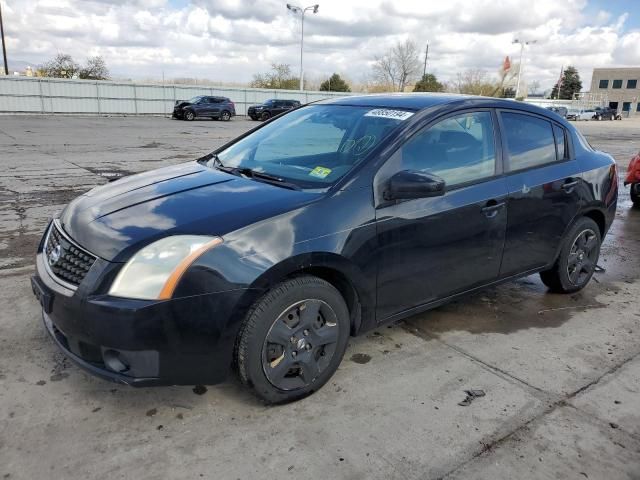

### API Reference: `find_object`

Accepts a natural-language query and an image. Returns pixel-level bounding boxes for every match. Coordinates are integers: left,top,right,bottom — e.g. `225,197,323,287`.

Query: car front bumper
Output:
32,249,248,387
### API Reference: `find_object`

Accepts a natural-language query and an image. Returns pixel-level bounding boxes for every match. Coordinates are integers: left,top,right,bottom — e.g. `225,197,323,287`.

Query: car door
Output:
497,110,581,277
208,97,223,117
192,97,208,115
374,110,509,320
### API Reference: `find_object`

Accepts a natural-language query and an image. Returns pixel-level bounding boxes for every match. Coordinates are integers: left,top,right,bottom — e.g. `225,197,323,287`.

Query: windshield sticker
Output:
309,166,332,179
364,109,414,121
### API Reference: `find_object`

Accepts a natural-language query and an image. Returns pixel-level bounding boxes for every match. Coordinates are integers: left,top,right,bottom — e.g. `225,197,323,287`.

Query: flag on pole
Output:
503,56,511,72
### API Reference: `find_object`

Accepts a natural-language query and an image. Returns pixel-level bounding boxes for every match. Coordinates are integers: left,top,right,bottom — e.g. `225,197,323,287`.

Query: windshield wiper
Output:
238,168,301,191
205,155,300,191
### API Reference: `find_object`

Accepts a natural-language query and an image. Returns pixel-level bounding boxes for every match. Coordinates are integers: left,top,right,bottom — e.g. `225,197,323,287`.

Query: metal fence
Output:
0,76,352,116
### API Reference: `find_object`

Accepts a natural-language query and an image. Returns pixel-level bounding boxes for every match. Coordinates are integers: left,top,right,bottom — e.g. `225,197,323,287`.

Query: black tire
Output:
260,111,271,121
540,217,601,293
236,276,350,404
183,110,195,121
220,110,231,121
631,184,640,207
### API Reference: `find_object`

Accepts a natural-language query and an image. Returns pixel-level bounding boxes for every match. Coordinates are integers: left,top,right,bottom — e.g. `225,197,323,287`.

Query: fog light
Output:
103,349,130,373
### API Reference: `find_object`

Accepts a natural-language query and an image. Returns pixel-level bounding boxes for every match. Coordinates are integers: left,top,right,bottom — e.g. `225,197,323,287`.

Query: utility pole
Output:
0,1,9,76
287,3,319,91
423,42,429,77
513,38,536,99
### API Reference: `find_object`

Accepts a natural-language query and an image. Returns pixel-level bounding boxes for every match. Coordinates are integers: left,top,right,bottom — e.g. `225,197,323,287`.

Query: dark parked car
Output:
593,106,622,121
172,96,235,121
247,99,301,121
546,106,568,118
32,94,617,403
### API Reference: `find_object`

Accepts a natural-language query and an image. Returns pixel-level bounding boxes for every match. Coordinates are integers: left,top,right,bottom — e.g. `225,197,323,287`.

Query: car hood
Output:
60,162,320,262
174,101,192,108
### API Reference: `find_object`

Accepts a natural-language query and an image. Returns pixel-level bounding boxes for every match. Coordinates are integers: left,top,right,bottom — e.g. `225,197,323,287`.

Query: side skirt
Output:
370,265,549,330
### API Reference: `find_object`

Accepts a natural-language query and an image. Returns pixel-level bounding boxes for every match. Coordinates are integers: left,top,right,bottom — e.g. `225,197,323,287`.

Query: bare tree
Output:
528,80,541,95
79,56,110,80
372,40,421,92
39,53,80,79
250,64,299,90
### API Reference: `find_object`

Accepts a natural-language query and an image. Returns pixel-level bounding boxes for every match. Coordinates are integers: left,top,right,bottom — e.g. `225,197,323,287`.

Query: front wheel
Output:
260,111,271,121
540,217,601,293
631,184,640,207
235,276,350,404
183,110,195,121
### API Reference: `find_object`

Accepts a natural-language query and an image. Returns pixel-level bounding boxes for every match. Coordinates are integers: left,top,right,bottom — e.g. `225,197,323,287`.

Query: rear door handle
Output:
481,201,506,218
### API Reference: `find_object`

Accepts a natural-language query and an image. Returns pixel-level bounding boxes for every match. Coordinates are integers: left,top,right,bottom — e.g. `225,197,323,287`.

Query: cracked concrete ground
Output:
1,115,639,480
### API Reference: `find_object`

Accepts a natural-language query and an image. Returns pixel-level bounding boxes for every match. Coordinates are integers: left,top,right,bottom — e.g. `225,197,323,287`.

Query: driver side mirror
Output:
384,170,445,201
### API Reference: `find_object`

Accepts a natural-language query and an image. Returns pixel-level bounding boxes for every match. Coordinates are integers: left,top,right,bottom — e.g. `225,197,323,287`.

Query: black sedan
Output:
32,94,617,403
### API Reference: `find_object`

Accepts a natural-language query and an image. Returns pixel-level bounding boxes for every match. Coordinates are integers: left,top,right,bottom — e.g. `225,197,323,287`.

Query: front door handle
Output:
562,179,579,192
481,201,506,218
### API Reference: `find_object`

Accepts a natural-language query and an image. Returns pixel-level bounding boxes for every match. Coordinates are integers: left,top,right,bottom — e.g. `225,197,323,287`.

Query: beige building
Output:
590,67,640,117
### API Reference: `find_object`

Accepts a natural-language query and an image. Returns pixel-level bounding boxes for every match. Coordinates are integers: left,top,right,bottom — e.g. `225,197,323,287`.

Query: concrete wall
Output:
590,68,640,116
0,76,352,115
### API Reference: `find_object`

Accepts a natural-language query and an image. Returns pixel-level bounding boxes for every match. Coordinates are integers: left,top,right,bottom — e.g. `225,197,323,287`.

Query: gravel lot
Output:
1,115,639,480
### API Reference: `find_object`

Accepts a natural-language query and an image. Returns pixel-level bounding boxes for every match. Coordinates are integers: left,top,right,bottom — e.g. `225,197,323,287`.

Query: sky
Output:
2,0,639,91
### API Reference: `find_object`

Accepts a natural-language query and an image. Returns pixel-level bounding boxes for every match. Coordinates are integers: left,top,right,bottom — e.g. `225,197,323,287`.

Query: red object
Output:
503,56,511,72
625,152,640,185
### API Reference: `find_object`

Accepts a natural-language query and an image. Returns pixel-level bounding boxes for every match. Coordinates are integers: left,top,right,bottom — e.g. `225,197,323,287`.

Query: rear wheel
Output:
631,184,640,207
540,217,601,293
183,110,195,121
220,110,231,121
236,276,350,404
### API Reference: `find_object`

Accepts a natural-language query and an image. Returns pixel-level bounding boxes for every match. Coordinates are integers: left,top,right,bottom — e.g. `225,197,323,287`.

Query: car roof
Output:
316,93,561,118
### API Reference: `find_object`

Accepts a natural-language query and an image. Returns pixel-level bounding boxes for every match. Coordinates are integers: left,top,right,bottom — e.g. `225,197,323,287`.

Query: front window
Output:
393,111,497,187
188,96,205,103
211,105,410,188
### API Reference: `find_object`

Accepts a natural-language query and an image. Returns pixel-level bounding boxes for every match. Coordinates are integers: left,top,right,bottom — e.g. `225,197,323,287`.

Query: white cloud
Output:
3,0,639,91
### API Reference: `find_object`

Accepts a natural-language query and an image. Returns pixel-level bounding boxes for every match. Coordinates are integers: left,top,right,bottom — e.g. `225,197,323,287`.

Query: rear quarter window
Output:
501,112,557,171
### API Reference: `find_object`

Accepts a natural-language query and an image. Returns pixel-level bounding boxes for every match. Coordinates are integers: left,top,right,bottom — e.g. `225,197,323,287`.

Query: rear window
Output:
501,112,557,171
553,124,568,160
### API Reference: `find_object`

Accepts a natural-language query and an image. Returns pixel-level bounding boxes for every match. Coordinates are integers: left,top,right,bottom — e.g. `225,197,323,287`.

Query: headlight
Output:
109,235,223,300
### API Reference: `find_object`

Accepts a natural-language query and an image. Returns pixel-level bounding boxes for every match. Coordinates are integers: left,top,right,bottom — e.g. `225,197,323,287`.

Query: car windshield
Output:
210,105,412,188
188,96,204,103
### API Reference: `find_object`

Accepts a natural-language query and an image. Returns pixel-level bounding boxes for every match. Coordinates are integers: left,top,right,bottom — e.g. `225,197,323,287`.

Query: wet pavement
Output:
0,115,639,479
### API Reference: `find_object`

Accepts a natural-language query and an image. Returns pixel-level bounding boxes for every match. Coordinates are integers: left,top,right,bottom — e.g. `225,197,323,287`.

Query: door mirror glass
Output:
384,170,445,201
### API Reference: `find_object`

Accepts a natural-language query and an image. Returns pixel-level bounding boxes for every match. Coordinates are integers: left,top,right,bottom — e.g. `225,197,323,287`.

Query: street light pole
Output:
513,38,536,99
0,1,9,76
287,3,318,91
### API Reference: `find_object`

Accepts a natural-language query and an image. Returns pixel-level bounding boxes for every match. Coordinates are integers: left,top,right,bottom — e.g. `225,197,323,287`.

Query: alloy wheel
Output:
566,228,598,286
262,299,339,391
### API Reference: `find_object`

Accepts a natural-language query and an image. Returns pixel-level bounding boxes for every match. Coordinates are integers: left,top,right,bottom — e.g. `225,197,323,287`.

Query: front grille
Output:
44,222,96,287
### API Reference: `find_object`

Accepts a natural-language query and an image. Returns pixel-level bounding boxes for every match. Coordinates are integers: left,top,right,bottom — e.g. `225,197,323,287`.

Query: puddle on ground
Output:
350,353,372,364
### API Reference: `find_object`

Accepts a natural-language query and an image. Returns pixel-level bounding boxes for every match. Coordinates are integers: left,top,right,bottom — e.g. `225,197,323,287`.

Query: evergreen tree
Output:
551,66,582,100
413,73,444,92
319,73,351,92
